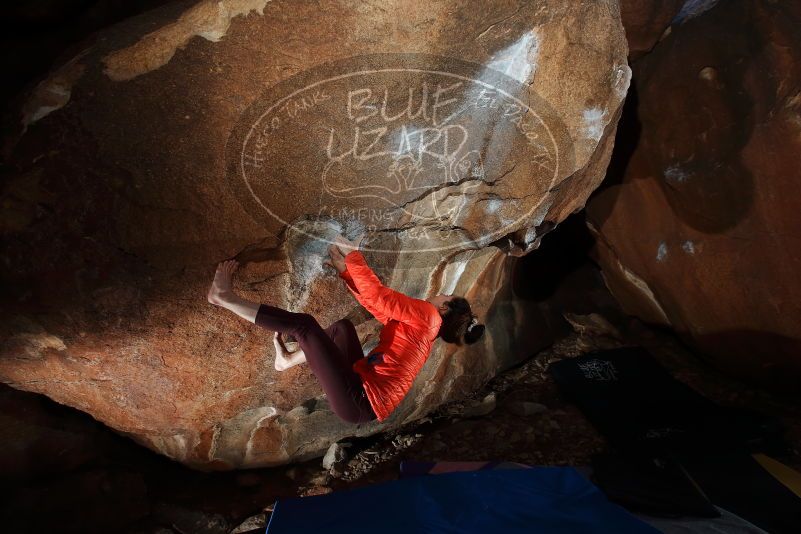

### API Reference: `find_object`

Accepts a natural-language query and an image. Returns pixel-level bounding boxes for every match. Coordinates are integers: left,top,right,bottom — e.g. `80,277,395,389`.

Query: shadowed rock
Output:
588,0,801,393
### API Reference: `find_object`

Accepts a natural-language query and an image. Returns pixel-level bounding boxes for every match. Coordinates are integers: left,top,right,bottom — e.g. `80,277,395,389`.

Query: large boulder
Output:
587,0,801,392
0,0,629,469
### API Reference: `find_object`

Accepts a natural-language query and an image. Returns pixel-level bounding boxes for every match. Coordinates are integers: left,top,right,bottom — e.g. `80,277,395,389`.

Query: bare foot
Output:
272,333,306,371
273,332,290,371
207,259,238,305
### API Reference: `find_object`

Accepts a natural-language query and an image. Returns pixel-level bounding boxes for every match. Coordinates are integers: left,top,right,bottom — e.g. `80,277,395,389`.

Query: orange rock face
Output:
588,0,801,392
1,0,629,469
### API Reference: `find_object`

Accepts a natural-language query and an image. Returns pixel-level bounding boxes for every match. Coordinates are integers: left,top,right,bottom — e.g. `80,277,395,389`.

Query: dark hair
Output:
438,297,485,345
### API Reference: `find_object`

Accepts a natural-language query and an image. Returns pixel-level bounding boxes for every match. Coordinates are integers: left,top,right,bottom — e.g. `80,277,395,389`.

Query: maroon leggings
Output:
255,304,377,424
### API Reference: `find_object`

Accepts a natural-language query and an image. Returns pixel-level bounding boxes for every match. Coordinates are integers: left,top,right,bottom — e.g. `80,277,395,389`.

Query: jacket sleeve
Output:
338,269,391,325
341,251,435,327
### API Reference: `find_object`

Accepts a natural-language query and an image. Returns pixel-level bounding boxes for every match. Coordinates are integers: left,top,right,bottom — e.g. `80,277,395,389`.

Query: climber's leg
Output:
207,260,375,423
255,304,376,424
207,259,260,323
324,318,365,367
274,318,363,370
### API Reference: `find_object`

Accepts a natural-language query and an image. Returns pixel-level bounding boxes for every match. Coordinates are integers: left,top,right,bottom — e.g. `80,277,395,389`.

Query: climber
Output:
206,234,485,424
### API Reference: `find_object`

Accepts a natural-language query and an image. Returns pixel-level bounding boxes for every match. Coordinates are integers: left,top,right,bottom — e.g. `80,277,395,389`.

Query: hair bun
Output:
464,318,485,345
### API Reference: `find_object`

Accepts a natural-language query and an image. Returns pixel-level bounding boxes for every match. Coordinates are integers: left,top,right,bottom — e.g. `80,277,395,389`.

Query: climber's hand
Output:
333,233,364,255
324,244,347,274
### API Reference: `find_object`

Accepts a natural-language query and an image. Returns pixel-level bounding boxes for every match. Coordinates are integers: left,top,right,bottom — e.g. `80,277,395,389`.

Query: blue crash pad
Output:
266,466,658,533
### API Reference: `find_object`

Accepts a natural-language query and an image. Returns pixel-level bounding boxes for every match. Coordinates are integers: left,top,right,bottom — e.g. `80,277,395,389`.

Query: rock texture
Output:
0,0,629,469
0,1,177,147
587,0,801,392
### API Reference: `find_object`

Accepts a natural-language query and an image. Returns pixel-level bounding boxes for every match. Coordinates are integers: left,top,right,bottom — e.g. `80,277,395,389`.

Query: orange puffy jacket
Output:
338,251,442,421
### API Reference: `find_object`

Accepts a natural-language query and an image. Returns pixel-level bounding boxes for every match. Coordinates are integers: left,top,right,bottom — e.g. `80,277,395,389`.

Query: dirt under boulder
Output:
587,0,801,393
0,0,629,469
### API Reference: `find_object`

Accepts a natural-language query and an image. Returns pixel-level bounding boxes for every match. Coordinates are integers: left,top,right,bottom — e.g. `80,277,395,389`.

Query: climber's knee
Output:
330,318,354,333
290,313,318,338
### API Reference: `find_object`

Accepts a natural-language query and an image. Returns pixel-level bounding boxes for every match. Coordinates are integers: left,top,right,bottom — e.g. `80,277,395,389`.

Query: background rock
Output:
0,0,629,469
619,0,683,61
587,0,801,392
151,502,230,534
563,312,621,339
505,401,547,417
322,441,350,472
231,513,268,534
462,392,497,418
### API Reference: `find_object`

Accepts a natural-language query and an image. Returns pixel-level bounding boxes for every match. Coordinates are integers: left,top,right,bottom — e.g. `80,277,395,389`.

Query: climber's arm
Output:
339,269,391,324
328,241,391,324
343,251,432,326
